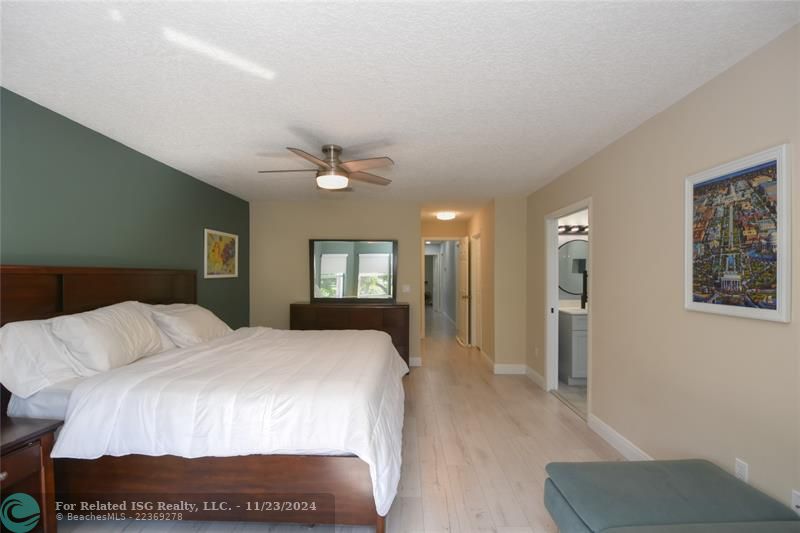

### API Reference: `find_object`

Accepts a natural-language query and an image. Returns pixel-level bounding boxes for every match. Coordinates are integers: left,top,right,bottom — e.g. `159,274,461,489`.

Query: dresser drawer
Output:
348,307,384,330
290,302,410,365
1,442,41,488
380,308,404,327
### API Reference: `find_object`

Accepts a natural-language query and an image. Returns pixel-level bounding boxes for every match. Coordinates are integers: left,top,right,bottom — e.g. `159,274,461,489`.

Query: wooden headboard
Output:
0,265,196,413
0,265,197,326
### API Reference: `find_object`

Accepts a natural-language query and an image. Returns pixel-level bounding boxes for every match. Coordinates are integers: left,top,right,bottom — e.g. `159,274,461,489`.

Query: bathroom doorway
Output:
545,199,591,419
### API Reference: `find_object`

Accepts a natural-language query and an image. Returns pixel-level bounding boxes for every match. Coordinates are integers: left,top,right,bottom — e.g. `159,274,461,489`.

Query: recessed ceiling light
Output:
436,211,456,221
425,241,431,244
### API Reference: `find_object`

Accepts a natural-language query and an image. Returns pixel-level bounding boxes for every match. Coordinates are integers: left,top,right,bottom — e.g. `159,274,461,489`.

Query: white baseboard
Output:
526,366,546,390
409,357,422,367
493,363,526,375
587,414,653,461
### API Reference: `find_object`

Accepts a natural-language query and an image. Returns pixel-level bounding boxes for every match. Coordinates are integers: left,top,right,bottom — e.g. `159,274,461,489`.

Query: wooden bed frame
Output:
0,265,386,531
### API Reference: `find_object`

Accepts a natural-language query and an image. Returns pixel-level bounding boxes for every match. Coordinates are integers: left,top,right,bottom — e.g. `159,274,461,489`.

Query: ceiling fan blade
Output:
287,147,331,169
258,169,317,173
348,171,392,186
340,157,394,173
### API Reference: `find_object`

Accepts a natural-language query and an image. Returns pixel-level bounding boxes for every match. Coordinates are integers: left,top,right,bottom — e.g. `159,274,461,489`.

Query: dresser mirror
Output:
310,239,398,302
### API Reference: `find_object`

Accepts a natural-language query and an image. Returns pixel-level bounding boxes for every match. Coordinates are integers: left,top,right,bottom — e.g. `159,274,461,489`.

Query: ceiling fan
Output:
258,144,393,191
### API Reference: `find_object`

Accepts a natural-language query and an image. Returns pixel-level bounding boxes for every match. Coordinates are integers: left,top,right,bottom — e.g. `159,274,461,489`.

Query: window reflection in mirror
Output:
311,240,397,301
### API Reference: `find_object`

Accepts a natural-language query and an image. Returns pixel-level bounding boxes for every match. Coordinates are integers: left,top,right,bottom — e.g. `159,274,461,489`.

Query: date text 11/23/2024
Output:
55,497,326,521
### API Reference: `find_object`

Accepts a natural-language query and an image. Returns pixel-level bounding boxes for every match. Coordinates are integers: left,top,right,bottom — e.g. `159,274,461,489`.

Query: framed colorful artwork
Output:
204,228,238,279
685,144,790,322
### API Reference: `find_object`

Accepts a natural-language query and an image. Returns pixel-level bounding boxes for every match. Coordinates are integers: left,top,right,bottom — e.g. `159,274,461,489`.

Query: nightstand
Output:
1,417,62,532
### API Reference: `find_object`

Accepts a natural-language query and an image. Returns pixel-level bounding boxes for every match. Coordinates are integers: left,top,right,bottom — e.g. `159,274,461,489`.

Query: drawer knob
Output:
0,471,7,482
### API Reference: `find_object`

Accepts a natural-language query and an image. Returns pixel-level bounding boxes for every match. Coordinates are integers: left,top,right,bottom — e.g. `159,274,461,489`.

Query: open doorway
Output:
423,239,459,338
545,200,591,419
424,254,438,310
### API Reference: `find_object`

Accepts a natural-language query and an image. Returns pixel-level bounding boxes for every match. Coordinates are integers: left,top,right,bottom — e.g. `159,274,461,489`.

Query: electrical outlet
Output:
734,458,748,482
792,490,800,516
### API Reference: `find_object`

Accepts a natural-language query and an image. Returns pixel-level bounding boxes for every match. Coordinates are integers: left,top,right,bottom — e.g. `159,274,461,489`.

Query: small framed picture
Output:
204,228,238,279
685,144,790,322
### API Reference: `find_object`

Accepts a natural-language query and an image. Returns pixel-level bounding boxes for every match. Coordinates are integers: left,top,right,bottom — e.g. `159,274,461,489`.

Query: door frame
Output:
423,254,440,313
455,236,471,346
470,233,482,349
544,197,593,415
431,254,441,313
420,237,463,340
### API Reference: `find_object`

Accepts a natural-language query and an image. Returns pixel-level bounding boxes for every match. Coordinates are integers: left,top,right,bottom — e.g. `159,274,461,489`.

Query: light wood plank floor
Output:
60,314,619,533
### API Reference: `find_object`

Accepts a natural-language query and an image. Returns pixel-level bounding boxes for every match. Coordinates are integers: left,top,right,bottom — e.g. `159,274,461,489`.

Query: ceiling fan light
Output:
436,211,457,221
316,173,349,190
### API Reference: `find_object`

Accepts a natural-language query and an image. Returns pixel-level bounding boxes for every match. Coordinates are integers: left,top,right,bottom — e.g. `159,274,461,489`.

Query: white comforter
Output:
51,327,408,516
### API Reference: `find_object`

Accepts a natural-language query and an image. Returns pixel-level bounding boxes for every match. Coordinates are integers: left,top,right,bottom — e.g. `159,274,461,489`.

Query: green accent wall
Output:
0,88,250,327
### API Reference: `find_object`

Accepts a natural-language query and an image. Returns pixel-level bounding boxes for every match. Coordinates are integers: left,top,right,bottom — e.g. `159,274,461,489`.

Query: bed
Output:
0,265,406,532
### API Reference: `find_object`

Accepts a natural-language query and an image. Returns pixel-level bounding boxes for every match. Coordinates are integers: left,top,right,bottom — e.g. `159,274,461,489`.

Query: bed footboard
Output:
55,454,383,529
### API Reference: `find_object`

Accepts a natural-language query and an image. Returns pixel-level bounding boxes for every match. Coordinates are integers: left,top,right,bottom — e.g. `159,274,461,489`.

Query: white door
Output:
470,235,481,348
456,237,470,345
432,255,440,313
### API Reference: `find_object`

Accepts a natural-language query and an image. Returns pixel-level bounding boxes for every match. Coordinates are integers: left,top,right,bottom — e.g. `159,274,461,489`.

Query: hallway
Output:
425,308,457,339
60,331,619,533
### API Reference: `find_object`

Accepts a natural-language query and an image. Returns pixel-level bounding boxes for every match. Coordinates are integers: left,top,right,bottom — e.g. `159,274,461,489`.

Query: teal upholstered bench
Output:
544,460,800,533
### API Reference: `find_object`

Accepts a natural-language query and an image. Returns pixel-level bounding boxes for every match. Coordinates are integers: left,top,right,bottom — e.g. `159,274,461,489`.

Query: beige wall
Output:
494,197,528,365
526,26,799,503
422,218,469,238
469,201,496,360
250,200,422,358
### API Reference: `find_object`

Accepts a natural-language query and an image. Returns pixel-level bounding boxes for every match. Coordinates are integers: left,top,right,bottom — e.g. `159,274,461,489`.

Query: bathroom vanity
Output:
559,308,587,385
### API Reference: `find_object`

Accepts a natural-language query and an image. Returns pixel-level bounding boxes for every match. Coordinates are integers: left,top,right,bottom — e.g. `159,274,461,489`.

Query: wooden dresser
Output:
290,302,410,365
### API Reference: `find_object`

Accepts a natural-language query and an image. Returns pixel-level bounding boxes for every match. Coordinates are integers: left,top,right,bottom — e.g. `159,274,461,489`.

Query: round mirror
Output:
558,240,588,295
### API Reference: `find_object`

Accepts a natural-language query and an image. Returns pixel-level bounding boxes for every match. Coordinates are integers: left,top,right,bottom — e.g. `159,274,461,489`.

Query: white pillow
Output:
0,319,80,398
51,301,164,375
155,328,177,352
150,304,232,348
119,302,176,353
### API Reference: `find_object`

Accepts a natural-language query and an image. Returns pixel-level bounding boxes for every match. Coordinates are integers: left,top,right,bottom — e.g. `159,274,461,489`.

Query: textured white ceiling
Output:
2,2,798,204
